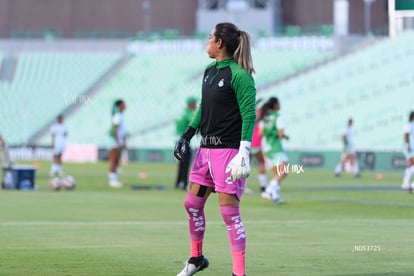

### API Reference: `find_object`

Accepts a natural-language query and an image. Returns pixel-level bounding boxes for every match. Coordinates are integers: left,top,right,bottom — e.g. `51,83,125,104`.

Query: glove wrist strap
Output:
239,141,251,154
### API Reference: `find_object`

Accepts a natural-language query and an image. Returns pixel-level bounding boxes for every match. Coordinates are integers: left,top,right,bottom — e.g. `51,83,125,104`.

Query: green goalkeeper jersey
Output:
189,58,256,149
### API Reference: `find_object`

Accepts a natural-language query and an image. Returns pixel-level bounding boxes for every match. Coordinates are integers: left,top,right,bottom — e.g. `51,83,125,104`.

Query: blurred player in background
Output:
402,111,414,192
174,22,256,276
334,118,360,177
250,99,267,192
259,97,289,204
0,134,11,168
175,97,198,190
50,114,67,177
108,99,127,188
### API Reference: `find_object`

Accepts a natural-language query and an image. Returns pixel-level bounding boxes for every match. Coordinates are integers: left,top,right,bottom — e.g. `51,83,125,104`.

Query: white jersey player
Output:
50,115,67,176
108,99,127,188
335,118,360,177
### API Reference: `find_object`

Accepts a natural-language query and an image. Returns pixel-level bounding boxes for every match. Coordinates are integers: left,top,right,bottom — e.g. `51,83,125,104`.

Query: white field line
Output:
0,219,413,227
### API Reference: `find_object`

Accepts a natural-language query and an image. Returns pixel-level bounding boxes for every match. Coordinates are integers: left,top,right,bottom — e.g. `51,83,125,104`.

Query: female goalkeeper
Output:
174,22,256,276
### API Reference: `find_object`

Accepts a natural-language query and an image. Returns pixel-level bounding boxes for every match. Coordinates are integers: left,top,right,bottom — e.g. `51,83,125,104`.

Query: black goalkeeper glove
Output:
174,126,197,161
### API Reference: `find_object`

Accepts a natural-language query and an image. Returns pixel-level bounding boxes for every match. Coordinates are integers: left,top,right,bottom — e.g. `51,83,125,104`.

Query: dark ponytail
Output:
112,99,124,116
214,22,255,74
258,97,279,121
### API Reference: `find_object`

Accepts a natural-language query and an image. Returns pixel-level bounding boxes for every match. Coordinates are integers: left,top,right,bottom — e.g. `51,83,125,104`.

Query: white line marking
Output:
0,219,412,227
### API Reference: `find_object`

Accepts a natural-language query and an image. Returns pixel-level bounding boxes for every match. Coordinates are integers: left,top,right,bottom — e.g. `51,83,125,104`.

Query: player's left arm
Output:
233,71,256,142
225,70,256,180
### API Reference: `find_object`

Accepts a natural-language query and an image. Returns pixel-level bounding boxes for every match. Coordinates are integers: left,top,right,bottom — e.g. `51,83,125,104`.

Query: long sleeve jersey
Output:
189,58,256,149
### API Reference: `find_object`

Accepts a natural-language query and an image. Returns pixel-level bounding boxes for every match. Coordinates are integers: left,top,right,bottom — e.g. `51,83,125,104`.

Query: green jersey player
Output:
258,97,290,204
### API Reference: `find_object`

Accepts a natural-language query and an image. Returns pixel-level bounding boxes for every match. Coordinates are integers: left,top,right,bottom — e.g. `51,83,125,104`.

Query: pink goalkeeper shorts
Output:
189,148,246,200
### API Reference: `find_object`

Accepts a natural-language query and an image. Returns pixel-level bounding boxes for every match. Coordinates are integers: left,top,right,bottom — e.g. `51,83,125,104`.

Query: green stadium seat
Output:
258,30,414,151
0,52,121,145
58,47,332,149
6,32,412,152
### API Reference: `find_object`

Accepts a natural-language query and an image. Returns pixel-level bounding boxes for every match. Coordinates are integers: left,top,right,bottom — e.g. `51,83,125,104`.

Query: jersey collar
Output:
215,58,233,69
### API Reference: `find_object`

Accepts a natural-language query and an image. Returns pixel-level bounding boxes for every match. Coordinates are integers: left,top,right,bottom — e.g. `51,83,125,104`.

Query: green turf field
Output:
0,161,413,275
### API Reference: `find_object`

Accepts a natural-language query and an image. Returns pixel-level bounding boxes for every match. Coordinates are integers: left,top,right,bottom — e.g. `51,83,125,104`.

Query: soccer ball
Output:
62,175,76,190
49,177,62,191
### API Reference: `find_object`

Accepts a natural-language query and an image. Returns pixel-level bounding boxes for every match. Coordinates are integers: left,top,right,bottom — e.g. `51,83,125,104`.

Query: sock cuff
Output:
220,205,239,215
185,192,207,204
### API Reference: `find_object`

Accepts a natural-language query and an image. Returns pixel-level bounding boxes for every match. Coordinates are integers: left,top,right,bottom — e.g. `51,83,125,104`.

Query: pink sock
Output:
190,239,203,257
184,193,207,257
220,205,246,275
232,251,246,276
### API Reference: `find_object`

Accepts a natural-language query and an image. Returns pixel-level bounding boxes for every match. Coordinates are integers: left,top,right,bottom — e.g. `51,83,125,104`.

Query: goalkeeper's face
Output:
207,28,221,59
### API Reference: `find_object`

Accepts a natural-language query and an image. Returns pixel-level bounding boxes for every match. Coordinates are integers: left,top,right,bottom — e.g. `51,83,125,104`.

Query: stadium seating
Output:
0,52,121,145
59,48,332,149
55,51,207,148
258,30,414,151
253,48,332,88
5,31,412,152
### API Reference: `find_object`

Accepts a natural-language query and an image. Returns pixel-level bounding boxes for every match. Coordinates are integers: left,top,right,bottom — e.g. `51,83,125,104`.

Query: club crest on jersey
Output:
218,78,224,87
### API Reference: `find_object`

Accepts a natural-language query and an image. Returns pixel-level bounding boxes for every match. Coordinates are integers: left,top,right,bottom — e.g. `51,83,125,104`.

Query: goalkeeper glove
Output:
174,126,197,161
225,141,251,180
